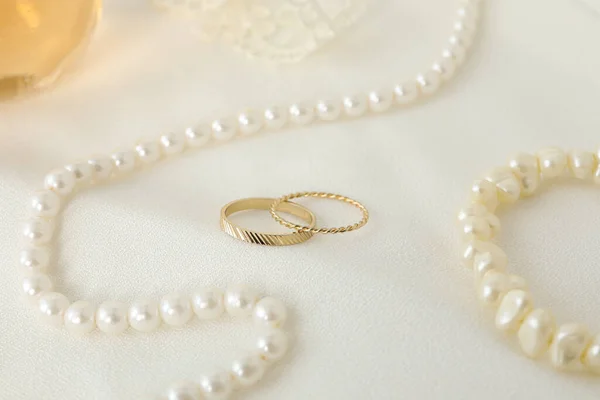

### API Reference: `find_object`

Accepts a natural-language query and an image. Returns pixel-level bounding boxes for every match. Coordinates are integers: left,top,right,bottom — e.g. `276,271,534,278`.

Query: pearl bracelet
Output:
458,147,600,373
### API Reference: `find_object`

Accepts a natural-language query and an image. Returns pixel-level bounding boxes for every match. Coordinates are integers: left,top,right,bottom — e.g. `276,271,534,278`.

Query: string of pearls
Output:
18,1,482,398
458,147,600,373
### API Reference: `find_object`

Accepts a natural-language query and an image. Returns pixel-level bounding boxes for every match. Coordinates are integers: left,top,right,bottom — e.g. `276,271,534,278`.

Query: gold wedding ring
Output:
221,198,316,246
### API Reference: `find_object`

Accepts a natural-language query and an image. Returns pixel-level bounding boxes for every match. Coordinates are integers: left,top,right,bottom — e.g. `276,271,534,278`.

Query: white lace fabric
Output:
153,0,366,62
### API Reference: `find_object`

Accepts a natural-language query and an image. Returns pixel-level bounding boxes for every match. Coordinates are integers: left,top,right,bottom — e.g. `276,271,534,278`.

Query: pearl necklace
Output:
458,148,600,373
18,1,483,398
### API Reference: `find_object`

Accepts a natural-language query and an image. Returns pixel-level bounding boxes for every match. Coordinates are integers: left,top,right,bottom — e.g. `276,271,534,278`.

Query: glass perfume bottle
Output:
0,0,102,99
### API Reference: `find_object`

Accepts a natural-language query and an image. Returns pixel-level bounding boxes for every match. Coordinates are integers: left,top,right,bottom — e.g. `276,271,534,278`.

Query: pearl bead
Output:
22,219,54,245
199,372,233,400
111,149,137,174
495,289,533,332
460,216,492,241
368,90,394,113
88,156,114,181
96,301,129,334
583,334,600,373
485,167,521,203
315,100,342,121
30,190,61,218
160,132,186,155
538,147,567,179
160,293,193,327
129,299,161,332
37,292,69,326
457,205,500,238
163,381,203,400
449,31,473,49
19,247,50,271
457,203,489,222
231,355,265,387
453,19,475,38
256,330,289,362
135,140,162,164
550,323,590,370
518,308,555,358
254,297,287,329
211,118,238,141
22,272,53,303
432,58,456,81
416,71,441,95
225,284,259,317
238,110,263,135
65,161,94,184
263,106,288,130
184,125,211,148
473,250,507,282
509,152,540,196
289,103,315,125
342,94,368,117
460,240,507,269
192,287,224,320
457,3,479,21
44,168,76,196
442,44,467,66
478,271,526,307
568,149,596,180
470,179,499,212
64,300,96,335
393,82,419,105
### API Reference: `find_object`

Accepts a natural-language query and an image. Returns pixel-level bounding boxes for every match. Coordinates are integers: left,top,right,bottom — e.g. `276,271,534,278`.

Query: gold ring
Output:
221,198,316,246
270,191,369,234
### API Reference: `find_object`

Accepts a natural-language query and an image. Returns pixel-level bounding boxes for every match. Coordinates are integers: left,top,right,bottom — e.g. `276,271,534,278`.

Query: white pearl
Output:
37,292,69,326
22,219,54,245
457,205,499,238
22,272,53,303
495,289,533,332
263,106,288,130
460,240,507,269
569,149,596,180
485,167,521,203
160,293,193,327
135,140,162,164
393,82,419,105
368,90,394,113
231,355,265,387
457,203,489,223
509,152,540,196
460,216,492,241
342,94,368,117
225,284,259,317
442,44,467,66
96,301,129,334
44,168,76,196
199,372,233,400
192,287,224,320
453,19,476,38
64,300,96,335
65,161,94,184
30,190,61,218
478,271,526,307
184,125,211,148
432,58,456,81
163,381,203,400
19,247,51,271
289,103,315,125
111,149,137,174
238,110,263,135
211,118,238,141
160,132,186,155
449,31,473,49
416,71,441,95
550,323,590,370
583,334,600,373
254,297,287,329
518,308,555,358
88,156,114,181
538,147,567,179
470,179,499,212
316,100,342,121
256,330,289,362
473,250,507,282
457,3,479,22
129,299,161,332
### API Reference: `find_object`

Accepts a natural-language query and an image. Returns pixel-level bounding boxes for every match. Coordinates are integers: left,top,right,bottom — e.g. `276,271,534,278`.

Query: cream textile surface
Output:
1,1,600,399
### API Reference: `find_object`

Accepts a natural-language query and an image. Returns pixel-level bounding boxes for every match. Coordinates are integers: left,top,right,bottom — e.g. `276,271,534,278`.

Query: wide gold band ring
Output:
221,198,316,246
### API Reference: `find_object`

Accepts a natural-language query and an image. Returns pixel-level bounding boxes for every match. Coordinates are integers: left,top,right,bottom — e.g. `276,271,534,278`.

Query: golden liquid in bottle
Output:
0,0,101,99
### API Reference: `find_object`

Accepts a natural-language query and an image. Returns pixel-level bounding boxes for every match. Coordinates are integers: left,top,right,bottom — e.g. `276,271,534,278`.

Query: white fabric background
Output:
1,0,600,399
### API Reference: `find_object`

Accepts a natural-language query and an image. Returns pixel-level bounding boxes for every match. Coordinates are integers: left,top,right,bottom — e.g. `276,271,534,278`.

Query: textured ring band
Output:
270,192,369,234
221,198,316,246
